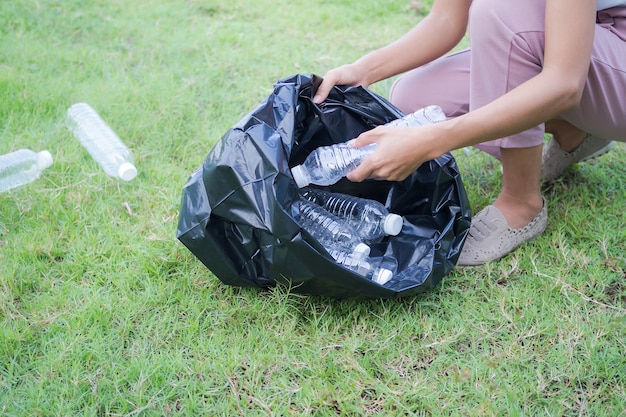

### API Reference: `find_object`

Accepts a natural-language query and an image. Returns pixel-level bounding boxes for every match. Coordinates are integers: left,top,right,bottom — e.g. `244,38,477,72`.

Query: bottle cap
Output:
37,151,53,169
383,214,403,236
353,243,371,258
118,162,138,181
290,165,310,188
373,268,393,285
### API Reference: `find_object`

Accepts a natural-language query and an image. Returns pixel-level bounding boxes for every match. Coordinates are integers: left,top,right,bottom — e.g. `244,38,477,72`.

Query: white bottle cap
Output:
290,165,310,188
373,268,393,285
118,162,138,181
383,214,403,236
353,243,371,258
37,151,53,169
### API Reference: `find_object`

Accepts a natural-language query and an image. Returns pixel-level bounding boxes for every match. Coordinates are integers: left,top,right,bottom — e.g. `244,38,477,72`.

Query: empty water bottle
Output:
298,198,370,259
301,188,403,242
291,105,446,188
328,249,394,285
291,141,377,188
0,149,53,193
328,249,372,276
66,103,137,181
385,105,446,128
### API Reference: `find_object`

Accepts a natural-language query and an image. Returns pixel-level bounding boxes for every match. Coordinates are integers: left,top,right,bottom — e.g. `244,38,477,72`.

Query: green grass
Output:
1,0,625,415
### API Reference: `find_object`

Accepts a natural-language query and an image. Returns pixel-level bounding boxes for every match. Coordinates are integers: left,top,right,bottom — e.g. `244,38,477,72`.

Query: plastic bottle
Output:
328,249,393,285
327,249,372,275
0,149,53,193
298,198,370,259
66,103,137,181
301,188,403,242
291,105,446,188
385,105,446,128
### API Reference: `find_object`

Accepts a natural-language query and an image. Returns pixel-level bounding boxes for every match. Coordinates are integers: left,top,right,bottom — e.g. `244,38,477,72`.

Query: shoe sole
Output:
579,141,615,162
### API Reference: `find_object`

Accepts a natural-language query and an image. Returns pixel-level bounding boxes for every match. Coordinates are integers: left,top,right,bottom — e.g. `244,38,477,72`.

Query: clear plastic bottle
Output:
301,188,403,242
0,149,53,193
298,198,370,259
291,105,446,188
66,103,137,181
384,105,446,128
328,249,393,285
328,249,372,275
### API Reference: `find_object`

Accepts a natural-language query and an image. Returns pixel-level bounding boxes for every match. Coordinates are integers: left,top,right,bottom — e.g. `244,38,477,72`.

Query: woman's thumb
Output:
313,85,330,104
350,127,380,147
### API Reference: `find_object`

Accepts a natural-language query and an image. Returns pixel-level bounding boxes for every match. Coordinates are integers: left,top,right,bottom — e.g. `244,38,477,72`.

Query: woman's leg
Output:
470,0,546,206
468,0,547,157
542,7,626,180
457,0,549,265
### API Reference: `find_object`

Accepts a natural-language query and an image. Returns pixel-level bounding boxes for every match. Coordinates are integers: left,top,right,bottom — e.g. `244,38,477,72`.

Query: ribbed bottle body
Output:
301,188,402,241
298,198,370,258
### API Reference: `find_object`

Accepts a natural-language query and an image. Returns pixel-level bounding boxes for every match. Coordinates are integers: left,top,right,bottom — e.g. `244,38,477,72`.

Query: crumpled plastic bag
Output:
176,73,471,299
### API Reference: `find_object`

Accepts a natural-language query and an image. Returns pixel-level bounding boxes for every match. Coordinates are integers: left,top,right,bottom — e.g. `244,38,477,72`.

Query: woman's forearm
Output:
354,0,471,86
430,0,596,158
431,71,586,158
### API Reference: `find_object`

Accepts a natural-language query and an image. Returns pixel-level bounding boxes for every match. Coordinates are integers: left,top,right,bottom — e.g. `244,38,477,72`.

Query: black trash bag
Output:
176,73,471,299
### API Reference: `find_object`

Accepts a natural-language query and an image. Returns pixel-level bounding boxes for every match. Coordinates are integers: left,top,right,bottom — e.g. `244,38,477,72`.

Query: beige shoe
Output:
457,200,547,266
542,134,614,182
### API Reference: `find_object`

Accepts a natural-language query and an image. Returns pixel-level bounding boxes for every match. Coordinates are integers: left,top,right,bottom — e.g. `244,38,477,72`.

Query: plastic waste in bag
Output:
327,249,394,285
300,187,402,242
297,197,370,259
176,74,471,299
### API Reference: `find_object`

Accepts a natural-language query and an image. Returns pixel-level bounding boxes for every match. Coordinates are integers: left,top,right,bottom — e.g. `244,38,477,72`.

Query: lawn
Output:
1,0,624,415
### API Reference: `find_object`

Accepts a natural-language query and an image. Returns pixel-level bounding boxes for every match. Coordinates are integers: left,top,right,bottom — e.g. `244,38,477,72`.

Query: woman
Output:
312,0,626,266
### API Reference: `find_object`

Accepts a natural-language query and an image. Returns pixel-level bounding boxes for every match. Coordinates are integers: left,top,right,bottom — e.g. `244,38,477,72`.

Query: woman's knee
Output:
469,0,546,41
389,51,470,117
389,71,430,114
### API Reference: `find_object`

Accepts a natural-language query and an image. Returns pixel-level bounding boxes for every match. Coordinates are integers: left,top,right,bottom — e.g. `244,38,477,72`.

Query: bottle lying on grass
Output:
0,149,53,193
66,102,138,181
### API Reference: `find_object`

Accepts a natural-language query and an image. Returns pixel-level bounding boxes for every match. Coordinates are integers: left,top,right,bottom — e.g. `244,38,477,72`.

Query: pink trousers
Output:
390,0,626,157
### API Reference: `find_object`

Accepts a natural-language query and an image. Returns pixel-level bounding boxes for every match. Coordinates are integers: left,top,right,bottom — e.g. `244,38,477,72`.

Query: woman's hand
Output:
313,0,472,106
346,125,442,182
313,63,369,104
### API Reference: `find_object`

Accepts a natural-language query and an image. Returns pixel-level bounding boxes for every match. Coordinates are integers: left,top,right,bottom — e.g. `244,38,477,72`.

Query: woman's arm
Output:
313,0,472,103
434,0,596,151
348,0,597,182
353,0,472,86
